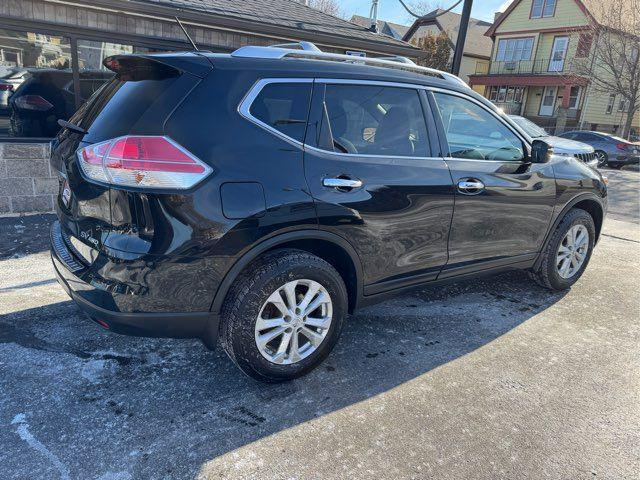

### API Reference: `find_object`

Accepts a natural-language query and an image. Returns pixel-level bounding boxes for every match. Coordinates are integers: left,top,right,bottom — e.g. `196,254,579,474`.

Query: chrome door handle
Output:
323,177,363,189
457,179,485,195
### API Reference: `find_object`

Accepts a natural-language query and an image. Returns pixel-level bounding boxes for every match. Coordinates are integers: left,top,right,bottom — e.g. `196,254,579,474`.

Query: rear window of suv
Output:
69,66,181,142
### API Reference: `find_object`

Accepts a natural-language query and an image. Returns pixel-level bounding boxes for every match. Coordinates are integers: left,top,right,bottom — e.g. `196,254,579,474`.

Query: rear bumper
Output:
51,220,219,345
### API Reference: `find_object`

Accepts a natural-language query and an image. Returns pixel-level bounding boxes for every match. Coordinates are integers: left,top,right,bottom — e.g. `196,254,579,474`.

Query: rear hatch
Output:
50,53,211,260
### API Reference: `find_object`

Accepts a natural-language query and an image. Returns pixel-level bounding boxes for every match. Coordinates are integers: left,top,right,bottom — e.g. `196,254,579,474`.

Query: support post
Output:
451,0,473,76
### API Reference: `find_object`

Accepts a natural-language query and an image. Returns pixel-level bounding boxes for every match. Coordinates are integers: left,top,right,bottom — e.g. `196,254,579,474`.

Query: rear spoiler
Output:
103,53,212,78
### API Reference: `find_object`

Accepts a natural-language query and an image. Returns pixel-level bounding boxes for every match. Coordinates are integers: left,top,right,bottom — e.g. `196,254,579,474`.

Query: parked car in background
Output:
508,115,598,168
8,69,112,137
558,130,640,168
50,45,607,382
0,68,28,110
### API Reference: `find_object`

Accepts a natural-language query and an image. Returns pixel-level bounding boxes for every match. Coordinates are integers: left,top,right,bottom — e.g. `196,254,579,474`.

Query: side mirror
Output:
531,139,553,163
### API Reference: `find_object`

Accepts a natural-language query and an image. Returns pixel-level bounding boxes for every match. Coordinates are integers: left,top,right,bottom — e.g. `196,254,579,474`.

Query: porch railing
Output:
474,58,575,75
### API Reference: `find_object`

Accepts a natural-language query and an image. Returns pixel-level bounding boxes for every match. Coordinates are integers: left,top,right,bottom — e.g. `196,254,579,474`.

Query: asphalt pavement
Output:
0,168,638,479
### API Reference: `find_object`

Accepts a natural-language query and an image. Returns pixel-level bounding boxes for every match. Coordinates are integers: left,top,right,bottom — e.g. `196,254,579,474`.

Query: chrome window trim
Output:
238,77,531,162
237,78,313,150
304,143,441,162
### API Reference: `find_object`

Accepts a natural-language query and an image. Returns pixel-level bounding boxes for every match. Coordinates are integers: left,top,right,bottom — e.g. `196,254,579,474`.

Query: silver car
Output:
0,68,29,110
509,115,597,168
558,130,640,169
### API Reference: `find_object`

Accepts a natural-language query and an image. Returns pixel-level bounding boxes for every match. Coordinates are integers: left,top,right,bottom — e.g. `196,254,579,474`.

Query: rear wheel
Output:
595,150,608,167
220,249,347,382
529,208,595,291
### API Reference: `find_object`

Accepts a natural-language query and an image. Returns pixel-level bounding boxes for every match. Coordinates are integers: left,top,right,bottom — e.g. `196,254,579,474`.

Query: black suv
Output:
50,45,607,382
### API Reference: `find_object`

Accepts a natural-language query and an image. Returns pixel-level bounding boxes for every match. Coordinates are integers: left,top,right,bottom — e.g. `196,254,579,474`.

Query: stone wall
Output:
0,143,55,215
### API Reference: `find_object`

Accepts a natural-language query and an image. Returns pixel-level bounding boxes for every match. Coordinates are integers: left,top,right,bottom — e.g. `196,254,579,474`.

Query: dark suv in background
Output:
6,69,111,137
50,45,607,382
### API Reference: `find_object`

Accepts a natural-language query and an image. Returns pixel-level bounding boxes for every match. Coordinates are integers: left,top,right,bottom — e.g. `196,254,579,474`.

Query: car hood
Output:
541,135,594,154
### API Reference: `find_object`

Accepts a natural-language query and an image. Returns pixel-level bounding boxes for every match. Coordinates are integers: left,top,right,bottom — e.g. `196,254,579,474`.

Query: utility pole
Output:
451,0,473,76
369,0,379,32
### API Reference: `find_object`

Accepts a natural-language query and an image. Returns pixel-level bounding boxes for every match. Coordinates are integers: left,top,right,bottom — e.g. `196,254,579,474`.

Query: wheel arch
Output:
209,230,364,316
534,193,605,270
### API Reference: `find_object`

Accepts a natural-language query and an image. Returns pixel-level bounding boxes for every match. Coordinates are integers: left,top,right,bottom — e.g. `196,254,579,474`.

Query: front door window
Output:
539,86,557,116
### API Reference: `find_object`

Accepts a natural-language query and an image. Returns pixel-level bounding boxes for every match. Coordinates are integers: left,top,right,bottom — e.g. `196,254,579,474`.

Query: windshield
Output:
509,115,548,138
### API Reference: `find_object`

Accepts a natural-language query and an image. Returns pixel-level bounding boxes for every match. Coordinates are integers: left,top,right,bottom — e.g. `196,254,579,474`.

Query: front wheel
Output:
220,249,347,382
529,208,595,290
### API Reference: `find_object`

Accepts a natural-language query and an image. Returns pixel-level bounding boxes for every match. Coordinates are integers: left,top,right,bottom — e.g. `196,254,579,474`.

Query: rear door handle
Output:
457,178,485,195
323,177,363,190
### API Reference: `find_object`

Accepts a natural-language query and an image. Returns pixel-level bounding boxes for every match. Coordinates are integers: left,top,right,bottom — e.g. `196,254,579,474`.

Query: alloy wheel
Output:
255,279,333,365
595,151,607,167
556,224,589,279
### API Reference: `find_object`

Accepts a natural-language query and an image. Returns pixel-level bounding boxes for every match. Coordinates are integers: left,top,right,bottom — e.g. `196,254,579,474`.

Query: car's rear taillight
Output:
0,84,13,91
77,136,212,189
14,95,53,111
616,142,629,151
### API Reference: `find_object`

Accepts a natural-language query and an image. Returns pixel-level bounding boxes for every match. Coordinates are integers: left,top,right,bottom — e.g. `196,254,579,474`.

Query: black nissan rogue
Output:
50,44,607,382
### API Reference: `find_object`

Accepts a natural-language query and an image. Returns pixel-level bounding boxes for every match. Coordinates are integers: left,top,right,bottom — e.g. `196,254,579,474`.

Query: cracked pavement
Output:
0,168,639,479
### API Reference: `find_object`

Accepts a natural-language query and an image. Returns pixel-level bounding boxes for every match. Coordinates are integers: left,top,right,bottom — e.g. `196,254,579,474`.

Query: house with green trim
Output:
469,0,639,136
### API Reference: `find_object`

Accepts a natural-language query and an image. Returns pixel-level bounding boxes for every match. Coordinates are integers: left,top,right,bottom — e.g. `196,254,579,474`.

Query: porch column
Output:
556,84,572,134
561,84,572,108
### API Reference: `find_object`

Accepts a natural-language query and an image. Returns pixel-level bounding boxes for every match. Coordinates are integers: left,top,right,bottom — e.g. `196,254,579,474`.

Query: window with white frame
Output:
567,86,581,109
531,0,557,18
495,37,535,62
605,94,616,114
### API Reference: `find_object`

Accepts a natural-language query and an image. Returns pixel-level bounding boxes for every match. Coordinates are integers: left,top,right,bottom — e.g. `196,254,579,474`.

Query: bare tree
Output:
572,0,639,138
411,31,451,70
408,0,444,16
308,0,343,18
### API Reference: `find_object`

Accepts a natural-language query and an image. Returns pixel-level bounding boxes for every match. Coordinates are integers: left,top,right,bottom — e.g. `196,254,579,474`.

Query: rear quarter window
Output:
248,82,312,142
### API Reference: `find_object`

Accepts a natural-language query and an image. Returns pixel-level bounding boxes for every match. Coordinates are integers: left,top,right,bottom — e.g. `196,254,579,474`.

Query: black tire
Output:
220,249,347,382
529,208,595,291
595,150,608,168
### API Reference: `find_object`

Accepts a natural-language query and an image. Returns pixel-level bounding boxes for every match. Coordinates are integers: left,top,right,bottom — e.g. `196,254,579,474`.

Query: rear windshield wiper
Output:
57,119,87,135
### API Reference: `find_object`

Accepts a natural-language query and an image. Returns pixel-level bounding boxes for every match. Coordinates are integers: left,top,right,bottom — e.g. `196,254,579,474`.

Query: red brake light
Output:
77,136,212,189
0,84,13,91
14,95,53,111
616,143,629,151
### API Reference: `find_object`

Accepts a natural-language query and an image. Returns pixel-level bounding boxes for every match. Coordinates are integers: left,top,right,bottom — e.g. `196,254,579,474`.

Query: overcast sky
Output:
341,0,514,24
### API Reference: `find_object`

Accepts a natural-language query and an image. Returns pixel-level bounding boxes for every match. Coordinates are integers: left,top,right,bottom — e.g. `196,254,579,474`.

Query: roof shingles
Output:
135,0,418,49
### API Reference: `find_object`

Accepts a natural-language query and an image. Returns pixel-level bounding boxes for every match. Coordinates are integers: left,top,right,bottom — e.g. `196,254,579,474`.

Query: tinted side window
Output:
250,83,311,142
323,84,429,157
433,93,524,161
574,133,598,142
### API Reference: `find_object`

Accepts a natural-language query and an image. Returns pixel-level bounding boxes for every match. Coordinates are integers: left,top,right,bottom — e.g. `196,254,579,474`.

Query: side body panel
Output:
427,89,557,276
303,82,455,293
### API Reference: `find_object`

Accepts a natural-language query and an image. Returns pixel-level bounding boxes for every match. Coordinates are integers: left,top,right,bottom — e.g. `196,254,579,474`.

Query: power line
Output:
397,0,464,19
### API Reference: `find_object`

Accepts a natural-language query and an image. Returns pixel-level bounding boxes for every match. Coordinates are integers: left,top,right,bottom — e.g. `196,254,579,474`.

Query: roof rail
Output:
231,42,469,88
268,41,322,52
